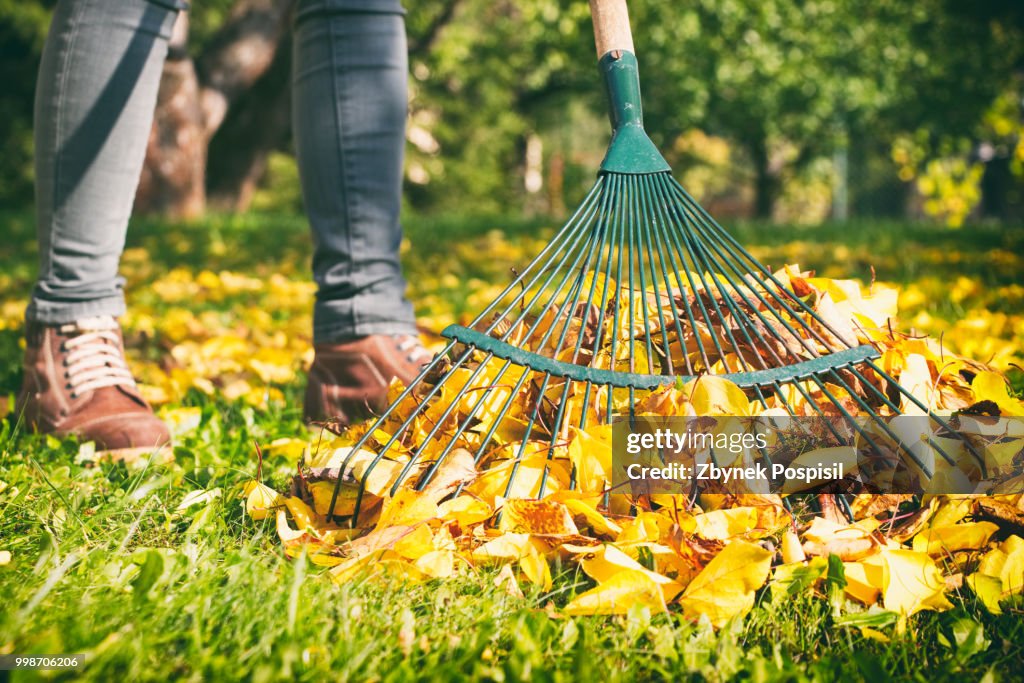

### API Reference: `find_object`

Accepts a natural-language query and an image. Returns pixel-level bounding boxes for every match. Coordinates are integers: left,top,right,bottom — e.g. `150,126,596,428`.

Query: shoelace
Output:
395,335,432,366
59,317,136,398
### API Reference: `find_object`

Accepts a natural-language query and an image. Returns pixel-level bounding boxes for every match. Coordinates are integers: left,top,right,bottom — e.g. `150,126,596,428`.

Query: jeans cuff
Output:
25,295,126,325
313,319,419,345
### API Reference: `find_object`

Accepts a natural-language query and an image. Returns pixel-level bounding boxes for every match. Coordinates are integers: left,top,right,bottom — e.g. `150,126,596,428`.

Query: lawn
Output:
1,212,1023,681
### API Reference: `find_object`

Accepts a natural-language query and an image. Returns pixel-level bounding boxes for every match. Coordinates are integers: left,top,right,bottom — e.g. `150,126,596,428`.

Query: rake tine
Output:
648,177,714,372
658,185,747,371
667,175,830,361
470,180,605,333
412,362,517,489
677,213,758,372
645,177,696,374
328,341,463,522
629,178,659,374
835,367,962,469
538,380,575,498
503,373,553,500
385,352,500,495
666,179,857,351
863,359,986,472
635,176,676,373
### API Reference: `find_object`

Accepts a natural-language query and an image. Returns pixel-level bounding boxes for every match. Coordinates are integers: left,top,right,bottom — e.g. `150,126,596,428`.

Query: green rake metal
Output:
323,0,981,523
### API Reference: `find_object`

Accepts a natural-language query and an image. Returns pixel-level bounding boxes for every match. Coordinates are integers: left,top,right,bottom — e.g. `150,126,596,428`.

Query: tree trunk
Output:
206,34,293,211
750,137,779,220
980,155,1013,220
136,0,294,216
136,13,206,218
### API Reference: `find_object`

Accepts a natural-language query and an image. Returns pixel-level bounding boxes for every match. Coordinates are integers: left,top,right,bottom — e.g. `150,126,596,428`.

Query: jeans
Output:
27,0,417,344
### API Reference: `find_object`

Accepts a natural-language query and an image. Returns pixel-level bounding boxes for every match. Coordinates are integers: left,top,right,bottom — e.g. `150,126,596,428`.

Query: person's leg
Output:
17,0,182,454
29,0,183,324
293,1,430,426
292,0,417,342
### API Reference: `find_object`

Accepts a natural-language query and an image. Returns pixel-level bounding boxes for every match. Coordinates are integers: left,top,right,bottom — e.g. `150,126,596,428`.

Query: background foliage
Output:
1,0,1023,223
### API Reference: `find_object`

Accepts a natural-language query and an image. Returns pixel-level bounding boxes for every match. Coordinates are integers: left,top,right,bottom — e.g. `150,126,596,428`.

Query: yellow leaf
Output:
998,536,1024,595
329,552,381,584
781,529,806,564
683,376,751,416
692,505,789,540
966,573,1004,614
499,499,578,535
559,496,623,537
568,425,613,494
392,523,435,560
468,452,569,503
275,509,313,546
306,480,384,520
309,447,404,498
569,544,682,602
419,449,478,503
678,540,773,627
437,495,493,528
860,627,891,644
878,550,953,615
376,488,439,530
248,347,297,384
972,372,1024,416
161,406,202,436
244,481,282,520
615,511,671,546
262,437,308,461
843,559,883,605
898,353,935,415
929,496,972,527
415,549,457,579
282,496,317,531
802,516,879,554
519,545,553,590
471,533,534,562
564,569,669,616
911,521,998,556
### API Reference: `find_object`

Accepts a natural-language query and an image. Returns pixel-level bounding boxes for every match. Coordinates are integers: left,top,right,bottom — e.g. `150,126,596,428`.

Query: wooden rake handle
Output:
589,0,635,58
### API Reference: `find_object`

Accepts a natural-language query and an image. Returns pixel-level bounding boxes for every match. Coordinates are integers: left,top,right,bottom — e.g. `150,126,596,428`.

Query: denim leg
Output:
292,1,417,344
27,0,182,324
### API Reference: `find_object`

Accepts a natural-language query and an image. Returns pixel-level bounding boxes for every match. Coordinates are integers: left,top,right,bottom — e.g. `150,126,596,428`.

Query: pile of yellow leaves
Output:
245,265,1024,626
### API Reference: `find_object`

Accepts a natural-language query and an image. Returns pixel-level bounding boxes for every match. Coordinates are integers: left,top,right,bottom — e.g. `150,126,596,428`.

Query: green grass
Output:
1,212,1023,681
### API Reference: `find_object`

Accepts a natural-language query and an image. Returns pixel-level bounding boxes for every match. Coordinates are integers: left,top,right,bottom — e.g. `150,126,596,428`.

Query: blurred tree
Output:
629,0,1022,219
0,0,51,207
1,0,1022,221
136,0,293,217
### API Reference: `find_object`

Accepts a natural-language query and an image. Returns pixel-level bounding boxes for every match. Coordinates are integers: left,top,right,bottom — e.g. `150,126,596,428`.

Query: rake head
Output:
314,2,993,525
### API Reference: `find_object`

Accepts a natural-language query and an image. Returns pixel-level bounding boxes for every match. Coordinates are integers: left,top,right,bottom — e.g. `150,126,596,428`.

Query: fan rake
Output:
320,0,983,525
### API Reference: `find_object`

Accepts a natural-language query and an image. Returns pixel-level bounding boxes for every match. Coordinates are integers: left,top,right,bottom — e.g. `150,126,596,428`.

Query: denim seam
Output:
45,0,87,293
314,319,418,344
325,19,358,333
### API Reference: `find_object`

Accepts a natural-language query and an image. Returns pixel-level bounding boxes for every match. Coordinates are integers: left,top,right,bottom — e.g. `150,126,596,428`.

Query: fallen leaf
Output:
678,540,773,627
244,481,283,520
911,521,998,556
564,569,669,616
499,499,579,535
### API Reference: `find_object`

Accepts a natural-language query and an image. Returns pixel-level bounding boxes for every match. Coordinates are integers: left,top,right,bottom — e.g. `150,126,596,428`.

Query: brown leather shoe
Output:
15,316,171,458
304,334,432,427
